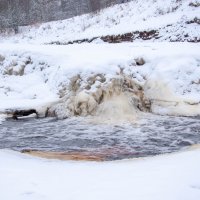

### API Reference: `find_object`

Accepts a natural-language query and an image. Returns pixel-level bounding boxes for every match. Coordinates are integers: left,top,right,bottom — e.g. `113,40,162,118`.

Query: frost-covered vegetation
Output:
0,0,128,29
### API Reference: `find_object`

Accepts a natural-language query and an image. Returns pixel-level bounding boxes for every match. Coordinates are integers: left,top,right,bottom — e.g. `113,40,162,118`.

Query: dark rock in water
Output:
12,109,38,120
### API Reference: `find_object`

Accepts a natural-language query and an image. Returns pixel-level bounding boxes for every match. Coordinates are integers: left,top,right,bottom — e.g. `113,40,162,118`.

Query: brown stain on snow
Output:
22,150,104,161
21,146,137,161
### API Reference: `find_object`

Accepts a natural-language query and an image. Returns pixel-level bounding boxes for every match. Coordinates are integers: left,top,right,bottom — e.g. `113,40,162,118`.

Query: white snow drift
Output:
0,148,200,200
0,42,200,118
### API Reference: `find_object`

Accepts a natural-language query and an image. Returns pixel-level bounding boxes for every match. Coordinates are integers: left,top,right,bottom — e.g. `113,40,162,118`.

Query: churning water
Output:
0,113,200,160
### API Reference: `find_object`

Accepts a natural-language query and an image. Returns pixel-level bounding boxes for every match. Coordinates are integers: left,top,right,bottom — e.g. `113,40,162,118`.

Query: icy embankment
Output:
145,56,200,116
0,148,200,200
0,43,200,118
0,0,199,44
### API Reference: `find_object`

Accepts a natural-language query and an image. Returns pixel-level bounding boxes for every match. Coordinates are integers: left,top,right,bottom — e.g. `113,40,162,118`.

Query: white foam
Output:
0,114,6,124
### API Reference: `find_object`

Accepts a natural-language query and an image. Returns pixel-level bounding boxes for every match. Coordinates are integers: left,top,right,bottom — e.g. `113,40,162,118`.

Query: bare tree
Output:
0,0,130,29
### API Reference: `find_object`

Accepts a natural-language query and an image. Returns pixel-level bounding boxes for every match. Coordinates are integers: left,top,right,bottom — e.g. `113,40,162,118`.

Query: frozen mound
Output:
144,56,200,116
47,74,149,123
0,51,58,113
0,43,199,120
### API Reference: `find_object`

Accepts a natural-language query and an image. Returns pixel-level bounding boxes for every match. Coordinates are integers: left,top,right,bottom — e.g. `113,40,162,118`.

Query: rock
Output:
74,91,97,116
135,57,145,66
0,55,5,62
87,75,96,85
4,64,26,76
189,2,200,7
84,84,91,90
69,74,81,92
6,109,38,120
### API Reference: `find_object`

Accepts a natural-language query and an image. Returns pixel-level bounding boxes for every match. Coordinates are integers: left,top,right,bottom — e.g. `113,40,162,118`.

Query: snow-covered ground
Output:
0,1,200,199
0,148,200,200
0,42,200,118
0,0,199,44
0,1,199,118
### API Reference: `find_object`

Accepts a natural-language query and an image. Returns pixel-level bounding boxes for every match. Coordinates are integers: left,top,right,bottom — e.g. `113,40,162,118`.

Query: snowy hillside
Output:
1,0,200,44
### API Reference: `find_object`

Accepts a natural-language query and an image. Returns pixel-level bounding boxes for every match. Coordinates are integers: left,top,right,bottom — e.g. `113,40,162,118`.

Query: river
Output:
0,113,200,160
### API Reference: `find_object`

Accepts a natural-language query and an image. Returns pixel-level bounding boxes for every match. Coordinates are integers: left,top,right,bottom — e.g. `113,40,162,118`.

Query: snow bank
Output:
0,43,200,118
0,0,199,44
0,148,200,200
144,55,200,116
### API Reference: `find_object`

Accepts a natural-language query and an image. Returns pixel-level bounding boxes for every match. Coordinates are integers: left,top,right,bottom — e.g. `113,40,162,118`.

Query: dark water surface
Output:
0,114,200,160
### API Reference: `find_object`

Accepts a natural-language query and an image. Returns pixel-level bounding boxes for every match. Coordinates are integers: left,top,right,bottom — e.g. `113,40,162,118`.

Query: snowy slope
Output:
0,148,200,200
1,0,199,44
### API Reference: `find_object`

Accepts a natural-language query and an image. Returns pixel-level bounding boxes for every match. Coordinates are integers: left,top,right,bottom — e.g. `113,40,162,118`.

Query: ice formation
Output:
0,43,199,120
47,74,148,123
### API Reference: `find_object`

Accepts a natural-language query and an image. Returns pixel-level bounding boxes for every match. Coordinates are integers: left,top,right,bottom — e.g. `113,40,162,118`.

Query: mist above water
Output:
91,94,138,124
